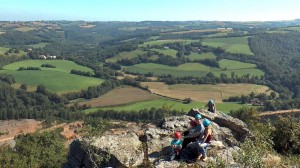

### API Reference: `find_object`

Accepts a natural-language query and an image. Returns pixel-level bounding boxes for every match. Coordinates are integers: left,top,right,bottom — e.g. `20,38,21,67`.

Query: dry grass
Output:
140,82,272,102
262,154,281,168
74,86,160,107
0,119,42,143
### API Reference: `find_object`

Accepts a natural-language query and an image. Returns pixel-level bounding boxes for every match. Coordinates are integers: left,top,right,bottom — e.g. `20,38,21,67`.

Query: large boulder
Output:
187,108,252,141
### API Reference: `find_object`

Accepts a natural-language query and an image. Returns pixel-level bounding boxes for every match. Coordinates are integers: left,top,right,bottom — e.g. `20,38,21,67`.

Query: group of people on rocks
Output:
170,100,215,162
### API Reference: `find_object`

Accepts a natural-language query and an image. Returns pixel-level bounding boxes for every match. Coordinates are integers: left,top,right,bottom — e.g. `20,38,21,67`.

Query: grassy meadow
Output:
85,98,249,114
140,39,199,47
123,63,212,77
0,46,9,55
219,59,257,69
284,27,300,32
185,52,217,61
169,29,232,35
26,43,49,48
202,36,254,55
1,60,103,94
14,26,37,32
106,49,147,63
202,32,228,38
123,61,264,78
151,48,178,57
0,46,27,57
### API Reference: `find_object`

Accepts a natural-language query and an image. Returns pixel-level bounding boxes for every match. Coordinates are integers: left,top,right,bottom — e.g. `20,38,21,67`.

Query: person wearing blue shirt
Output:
170,131,183,160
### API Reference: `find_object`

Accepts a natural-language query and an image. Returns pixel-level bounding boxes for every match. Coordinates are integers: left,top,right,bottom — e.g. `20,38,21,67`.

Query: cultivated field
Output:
85,98,249,114
169,28,232,34
202,32,228,38
284,26,300,32
106,49,147,63
185,52,217,60
26,43,49,48
14,26,37,32
123,61,264,78
79,24,96,28
202,36,254,55
151,48,178,57
140,39,199,47
1,60,103,94
0,46,9,55
219,59,257,69
0,46,27,57
123,63,211,77
140,82,273,102
72,86,160,107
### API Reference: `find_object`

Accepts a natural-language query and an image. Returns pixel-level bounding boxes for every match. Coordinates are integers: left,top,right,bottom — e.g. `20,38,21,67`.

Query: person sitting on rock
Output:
182,114,205,149
170,131,183,160
196,119,213,161
206,99,216,113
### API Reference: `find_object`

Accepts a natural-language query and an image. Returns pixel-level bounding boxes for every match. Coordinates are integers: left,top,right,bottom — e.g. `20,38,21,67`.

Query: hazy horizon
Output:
1,0,300,22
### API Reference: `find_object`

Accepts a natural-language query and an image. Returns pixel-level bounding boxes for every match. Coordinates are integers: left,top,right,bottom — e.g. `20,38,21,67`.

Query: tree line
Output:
0,75,83,121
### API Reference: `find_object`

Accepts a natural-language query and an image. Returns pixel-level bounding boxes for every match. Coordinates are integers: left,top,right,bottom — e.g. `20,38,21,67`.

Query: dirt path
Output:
0,137,14,142
258,109,300,116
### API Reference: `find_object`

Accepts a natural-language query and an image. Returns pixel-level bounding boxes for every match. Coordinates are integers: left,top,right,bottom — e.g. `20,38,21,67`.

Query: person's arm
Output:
214,104,217,112
183,131,200,139
182,126,192,135
202,128,212,143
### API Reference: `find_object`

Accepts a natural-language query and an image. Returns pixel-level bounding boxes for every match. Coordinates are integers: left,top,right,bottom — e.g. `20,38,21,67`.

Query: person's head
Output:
194,114,202,124
208,99,214,105
174,131,181,140
203,119,211,127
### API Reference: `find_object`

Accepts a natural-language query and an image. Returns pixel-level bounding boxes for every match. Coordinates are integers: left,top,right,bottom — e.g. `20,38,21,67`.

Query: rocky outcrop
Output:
187,108,252,142
65,109,251,167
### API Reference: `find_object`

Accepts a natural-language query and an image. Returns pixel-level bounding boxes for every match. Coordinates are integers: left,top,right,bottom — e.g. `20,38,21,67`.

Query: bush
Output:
271,115,300,155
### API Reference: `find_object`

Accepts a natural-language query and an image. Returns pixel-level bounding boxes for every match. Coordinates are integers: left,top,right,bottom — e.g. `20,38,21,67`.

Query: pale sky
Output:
1,0,300,21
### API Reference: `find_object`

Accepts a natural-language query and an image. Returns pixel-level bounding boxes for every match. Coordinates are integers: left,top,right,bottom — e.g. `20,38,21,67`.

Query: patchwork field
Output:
219,59,257,69
123,61,264,78
140,39,199,47
184,52,217,61
1,60,103,94
71,86,160,107
169,28,232,34
151,48,178,57
0,46,27,57
0,46,9,55
202,36,254,55
106,49,147,63
85,98,249,114
123,63,212,77
14,26,37,32
26,43,49,48
140,82,272,102
202,32,228,38
284,26,300,32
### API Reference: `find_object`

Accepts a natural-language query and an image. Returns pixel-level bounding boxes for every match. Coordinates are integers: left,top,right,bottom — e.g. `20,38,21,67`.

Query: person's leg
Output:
200,143,210,160
196,143,203,160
